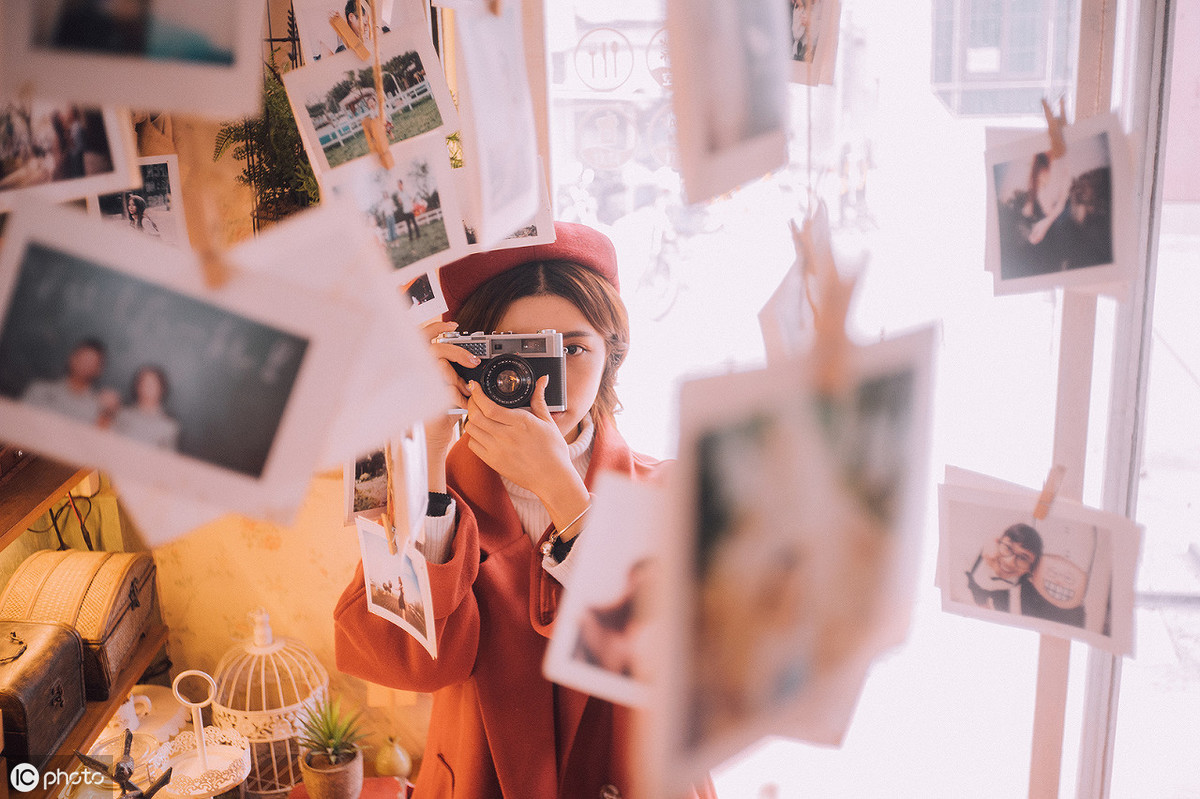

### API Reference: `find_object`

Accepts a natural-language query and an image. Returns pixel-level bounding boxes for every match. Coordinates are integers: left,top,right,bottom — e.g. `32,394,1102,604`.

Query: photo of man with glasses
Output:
964,522,1043,613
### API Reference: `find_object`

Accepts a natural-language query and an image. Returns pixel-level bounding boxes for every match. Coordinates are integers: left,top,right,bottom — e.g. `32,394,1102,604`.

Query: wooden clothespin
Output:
174,116,236,290
329,13,371,60
791,202,857,396
1033,464,1067,521
363,0,395,169
488,0,503,14
381,440,399,555
1042,97,1068,160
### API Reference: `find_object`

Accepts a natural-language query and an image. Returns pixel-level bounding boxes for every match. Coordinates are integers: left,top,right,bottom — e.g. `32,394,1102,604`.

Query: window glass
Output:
541,1,1144,795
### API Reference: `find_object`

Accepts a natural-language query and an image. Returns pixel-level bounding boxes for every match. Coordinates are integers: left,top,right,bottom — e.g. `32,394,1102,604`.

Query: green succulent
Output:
298,697,367,766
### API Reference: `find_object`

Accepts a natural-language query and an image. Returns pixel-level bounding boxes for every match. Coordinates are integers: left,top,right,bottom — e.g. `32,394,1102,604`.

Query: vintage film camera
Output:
437,330,567,411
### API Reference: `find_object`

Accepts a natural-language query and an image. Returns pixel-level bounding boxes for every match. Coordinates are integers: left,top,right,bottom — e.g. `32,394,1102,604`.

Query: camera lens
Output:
481,355,534,407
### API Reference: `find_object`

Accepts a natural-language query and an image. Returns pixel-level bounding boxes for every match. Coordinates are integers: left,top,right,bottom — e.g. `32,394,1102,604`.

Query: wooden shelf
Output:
30,624,170,799
0,456,90,550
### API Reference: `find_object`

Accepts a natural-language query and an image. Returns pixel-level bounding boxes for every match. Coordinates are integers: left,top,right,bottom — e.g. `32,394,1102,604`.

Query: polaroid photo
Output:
325,136,468,287
452,1,541,248
343,424,428,541
458,156,556,253
806,324,938,654
1,0,264,120
666,0,790,203
544,473,662,709
87,154,188,247
228,199,450,470
985,112,1133,296
293,0,397,65
938,476,1142,655
789,0,841,86
282,21,459,176
650,365,854,793
399,270,448,323
0,101,138,214
357,515,437,658
0,200,370,522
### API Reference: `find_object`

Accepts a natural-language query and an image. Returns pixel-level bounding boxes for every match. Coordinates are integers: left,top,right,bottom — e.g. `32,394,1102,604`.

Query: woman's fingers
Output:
529,375,554,423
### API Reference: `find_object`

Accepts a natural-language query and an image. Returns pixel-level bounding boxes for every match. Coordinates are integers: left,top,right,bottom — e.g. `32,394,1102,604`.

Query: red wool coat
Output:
335,417,699,799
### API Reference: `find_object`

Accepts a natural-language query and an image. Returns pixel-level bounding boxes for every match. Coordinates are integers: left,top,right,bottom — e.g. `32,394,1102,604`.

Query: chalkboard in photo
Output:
88,154,187,247
0,201,368,521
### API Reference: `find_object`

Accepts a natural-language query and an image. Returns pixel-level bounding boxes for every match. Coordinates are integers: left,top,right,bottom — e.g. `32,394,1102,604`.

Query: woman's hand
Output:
422,319,478,490
463,376,588,522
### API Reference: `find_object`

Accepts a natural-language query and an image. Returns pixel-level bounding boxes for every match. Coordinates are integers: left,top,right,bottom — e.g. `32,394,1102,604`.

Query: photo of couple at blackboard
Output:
0,240,308,480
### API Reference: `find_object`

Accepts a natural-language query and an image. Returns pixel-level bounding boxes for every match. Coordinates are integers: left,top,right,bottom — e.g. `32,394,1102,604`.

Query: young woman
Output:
335,223,711,799
110,365,179,450
125,193,161,237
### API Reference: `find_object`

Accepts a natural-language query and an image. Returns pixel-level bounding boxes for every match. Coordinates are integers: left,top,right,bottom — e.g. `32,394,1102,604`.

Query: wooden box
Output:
0,621,86,770
0,550,160,700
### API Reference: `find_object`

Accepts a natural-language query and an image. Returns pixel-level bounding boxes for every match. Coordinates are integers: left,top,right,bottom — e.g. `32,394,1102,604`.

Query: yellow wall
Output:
147,472,432,775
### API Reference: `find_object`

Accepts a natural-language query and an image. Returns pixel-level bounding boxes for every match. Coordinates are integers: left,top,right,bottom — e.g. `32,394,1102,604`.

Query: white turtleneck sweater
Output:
423,414,595,586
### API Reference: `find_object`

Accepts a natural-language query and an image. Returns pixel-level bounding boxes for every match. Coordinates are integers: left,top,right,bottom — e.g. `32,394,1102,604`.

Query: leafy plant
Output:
298,697,367,766
214,11,319,230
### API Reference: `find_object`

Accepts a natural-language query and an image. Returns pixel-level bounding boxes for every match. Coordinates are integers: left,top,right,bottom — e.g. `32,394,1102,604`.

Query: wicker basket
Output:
0,550,161,699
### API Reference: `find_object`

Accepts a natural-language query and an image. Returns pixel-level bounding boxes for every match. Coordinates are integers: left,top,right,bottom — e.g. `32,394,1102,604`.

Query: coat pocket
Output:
416,753,454,797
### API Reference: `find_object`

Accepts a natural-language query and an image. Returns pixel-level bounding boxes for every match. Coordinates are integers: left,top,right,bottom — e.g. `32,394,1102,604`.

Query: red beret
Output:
437,221,619,320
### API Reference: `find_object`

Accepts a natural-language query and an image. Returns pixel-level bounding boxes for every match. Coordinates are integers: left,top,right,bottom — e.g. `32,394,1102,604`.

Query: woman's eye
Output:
564,344,587,355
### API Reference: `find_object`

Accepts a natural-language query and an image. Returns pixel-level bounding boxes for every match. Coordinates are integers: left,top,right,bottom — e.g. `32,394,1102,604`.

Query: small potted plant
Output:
297,697,367,799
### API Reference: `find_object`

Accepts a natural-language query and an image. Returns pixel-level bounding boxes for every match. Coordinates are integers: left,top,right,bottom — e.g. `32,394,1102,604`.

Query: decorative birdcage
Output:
211,608,329,799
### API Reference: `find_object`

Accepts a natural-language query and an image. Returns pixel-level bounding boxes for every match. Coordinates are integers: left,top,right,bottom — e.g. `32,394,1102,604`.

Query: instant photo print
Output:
452,1,542,248
325,135,468,286
283,17,459,176
0,200,369,522
87,154,188,247
985,112,1133,296
789,0,841,86
344,424,428,536
357,515,437,659
1,0,264,119
292,0,398,64
937,470,1142,656
0,102,138,214
667,0,790,203
650,365,854,794
544,473,662,709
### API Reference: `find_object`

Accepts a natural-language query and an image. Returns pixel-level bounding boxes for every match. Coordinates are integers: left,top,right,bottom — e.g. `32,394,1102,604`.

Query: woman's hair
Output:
129,364,170,404
454,260,629,424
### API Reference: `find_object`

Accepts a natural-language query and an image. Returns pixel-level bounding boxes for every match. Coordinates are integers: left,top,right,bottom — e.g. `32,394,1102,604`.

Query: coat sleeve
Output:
333,487,484,693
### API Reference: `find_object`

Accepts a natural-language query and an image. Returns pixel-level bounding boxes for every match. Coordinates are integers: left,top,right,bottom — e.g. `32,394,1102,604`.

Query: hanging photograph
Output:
937,472,1141,655
458,156,556,254
87,154,187,246
667,0,789,203
789,0,841,86
985,112,1133,295
292,0,397,64
0,201,368,522
452,1,541,248
1,0,264,119
283,24,459,175
543,473,662,709
0,101,137,213
399,270,447,323
650,366,854,793
325,137,468,287
343,424,427,533
356,515,437,658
